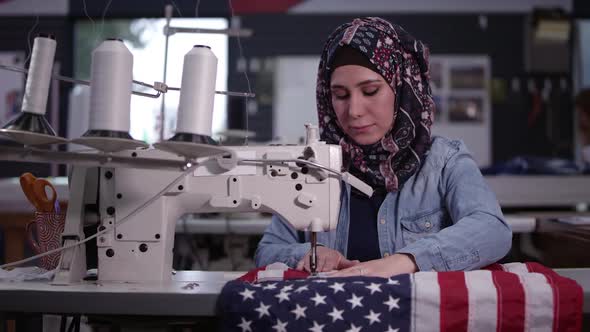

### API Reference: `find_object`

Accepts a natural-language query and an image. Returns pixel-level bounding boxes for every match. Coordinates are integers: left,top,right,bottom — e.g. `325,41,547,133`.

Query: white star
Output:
309,321,325,332
345,323,362,332
384,296,400,311
281,284,294,292
387,278,400,285
262,283,277,290
364,310,381,325
346,293,364,309
275,291,291,303
366,283,382,295
386,326,399,332
328,282,345,294
254,302,271,318
327,307,344,322
239,288,255,301
237,317,252,332
272,319,288,332
291,304,307,320
310,292,327,306
295,285,309,293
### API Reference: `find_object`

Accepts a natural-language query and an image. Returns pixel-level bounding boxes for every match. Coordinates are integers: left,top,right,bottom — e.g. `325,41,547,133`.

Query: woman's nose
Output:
348,95,365,118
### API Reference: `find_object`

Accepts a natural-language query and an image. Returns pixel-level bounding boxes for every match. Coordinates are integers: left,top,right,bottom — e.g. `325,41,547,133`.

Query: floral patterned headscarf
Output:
317,17,435,193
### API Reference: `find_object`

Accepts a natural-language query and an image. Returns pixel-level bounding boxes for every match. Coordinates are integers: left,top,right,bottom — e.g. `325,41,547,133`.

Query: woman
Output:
255,17,512,278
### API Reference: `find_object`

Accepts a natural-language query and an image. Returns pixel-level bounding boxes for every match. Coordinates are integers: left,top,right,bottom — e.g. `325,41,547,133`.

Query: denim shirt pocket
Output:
400,208,445,246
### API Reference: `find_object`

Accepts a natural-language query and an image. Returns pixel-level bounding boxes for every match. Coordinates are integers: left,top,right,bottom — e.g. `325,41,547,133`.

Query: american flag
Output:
217,262,582,332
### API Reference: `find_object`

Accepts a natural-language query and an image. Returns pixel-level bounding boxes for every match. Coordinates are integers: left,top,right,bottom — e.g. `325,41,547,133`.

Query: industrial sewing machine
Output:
54,125,372,284
0,34,371,286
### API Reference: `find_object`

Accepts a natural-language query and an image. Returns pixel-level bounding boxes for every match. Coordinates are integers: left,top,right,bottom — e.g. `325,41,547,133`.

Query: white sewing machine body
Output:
58,140,343,283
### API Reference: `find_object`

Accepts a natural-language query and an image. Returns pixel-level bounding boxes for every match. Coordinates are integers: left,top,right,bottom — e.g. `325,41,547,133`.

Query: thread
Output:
21,35,56,115
89,39,133,133
98,0,114,39
227,1,254,145
176,45,217,136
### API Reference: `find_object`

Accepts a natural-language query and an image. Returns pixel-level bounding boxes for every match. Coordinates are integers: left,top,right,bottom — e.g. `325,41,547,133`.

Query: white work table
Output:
0,269,588,317
0,271,242,317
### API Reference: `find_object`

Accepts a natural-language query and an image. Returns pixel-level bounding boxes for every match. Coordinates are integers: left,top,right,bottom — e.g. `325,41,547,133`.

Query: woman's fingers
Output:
321,252,344,272
296,259,304,270
338,258,359,269
326,266,365,278
296,255,305,270
317,254,327,272
296,252,311,271
296,248,358,272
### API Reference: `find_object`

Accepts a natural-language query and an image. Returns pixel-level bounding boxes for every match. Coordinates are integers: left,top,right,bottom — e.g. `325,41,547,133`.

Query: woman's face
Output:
330,65,395,145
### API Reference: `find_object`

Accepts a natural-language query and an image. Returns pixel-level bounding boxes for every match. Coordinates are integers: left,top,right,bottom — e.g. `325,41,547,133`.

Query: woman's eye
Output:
363,88,379,96
332,92,349,100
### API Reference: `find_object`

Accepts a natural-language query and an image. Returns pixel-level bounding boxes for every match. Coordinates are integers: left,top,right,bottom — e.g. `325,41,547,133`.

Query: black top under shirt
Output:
346,190,386,262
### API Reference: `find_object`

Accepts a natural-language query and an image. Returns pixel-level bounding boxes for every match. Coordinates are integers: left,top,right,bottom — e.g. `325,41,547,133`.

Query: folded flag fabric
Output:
217,262,582,332
237,262,310,283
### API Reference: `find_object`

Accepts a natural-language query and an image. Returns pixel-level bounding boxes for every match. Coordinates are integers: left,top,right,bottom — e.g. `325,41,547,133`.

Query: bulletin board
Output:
430,55,492,167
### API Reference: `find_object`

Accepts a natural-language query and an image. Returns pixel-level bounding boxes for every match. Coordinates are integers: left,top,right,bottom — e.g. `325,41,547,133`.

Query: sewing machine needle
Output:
310,231,318,276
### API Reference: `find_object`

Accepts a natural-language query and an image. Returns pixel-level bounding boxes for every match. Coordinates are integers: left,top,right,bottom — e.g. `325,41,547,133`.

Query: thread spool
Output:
176,45,217,137
305,123,320,144
0,33,68,145
88,38,133,134
21,34,56,115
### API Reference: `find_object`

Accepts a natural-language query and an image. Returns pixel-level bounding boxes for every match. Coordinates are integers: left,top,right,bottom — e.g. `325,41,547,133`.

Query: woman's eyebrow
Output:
356,79,382,87
330,79,382,89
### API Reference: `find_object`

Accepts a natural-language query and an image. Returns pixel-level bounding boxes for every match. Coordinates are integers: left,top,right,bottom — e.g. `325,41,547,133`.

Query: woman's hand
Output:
296,246,359,273
326,253,418,278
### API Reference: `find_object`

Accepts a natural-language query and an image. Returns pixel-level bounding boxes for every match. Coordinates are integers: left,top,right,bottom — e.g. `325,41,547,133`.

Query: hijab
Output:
316,17,435,193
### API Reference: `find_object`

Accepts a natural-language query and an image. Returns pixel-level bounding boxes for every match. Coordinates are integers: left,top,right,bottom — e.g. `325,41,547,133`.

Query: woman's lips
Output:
350,124,374,134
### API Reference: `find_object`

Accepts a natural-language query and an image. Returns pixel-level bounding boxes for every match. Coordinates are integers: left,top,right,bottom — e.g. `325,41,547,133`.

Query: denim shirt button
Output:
424,221,432,229
380,218,386,225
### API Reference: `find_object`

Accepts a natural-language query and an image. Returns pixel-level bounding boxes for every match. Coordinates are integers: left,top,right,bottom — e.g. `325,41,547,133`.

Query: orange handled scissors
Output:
19,172,58,213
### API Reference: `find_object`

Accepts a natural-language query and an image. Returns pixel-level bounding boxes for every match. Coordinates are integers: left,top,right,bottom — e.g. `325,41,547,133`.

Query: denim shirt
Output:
254,136,513,272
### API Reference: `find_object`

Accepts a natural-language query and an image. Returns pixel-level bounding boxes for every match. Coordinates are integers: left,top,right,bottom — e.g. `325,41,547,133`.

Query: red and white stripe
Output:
413,271,441,331
411,263,582,332
465,270,498,331
503,263,554,331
